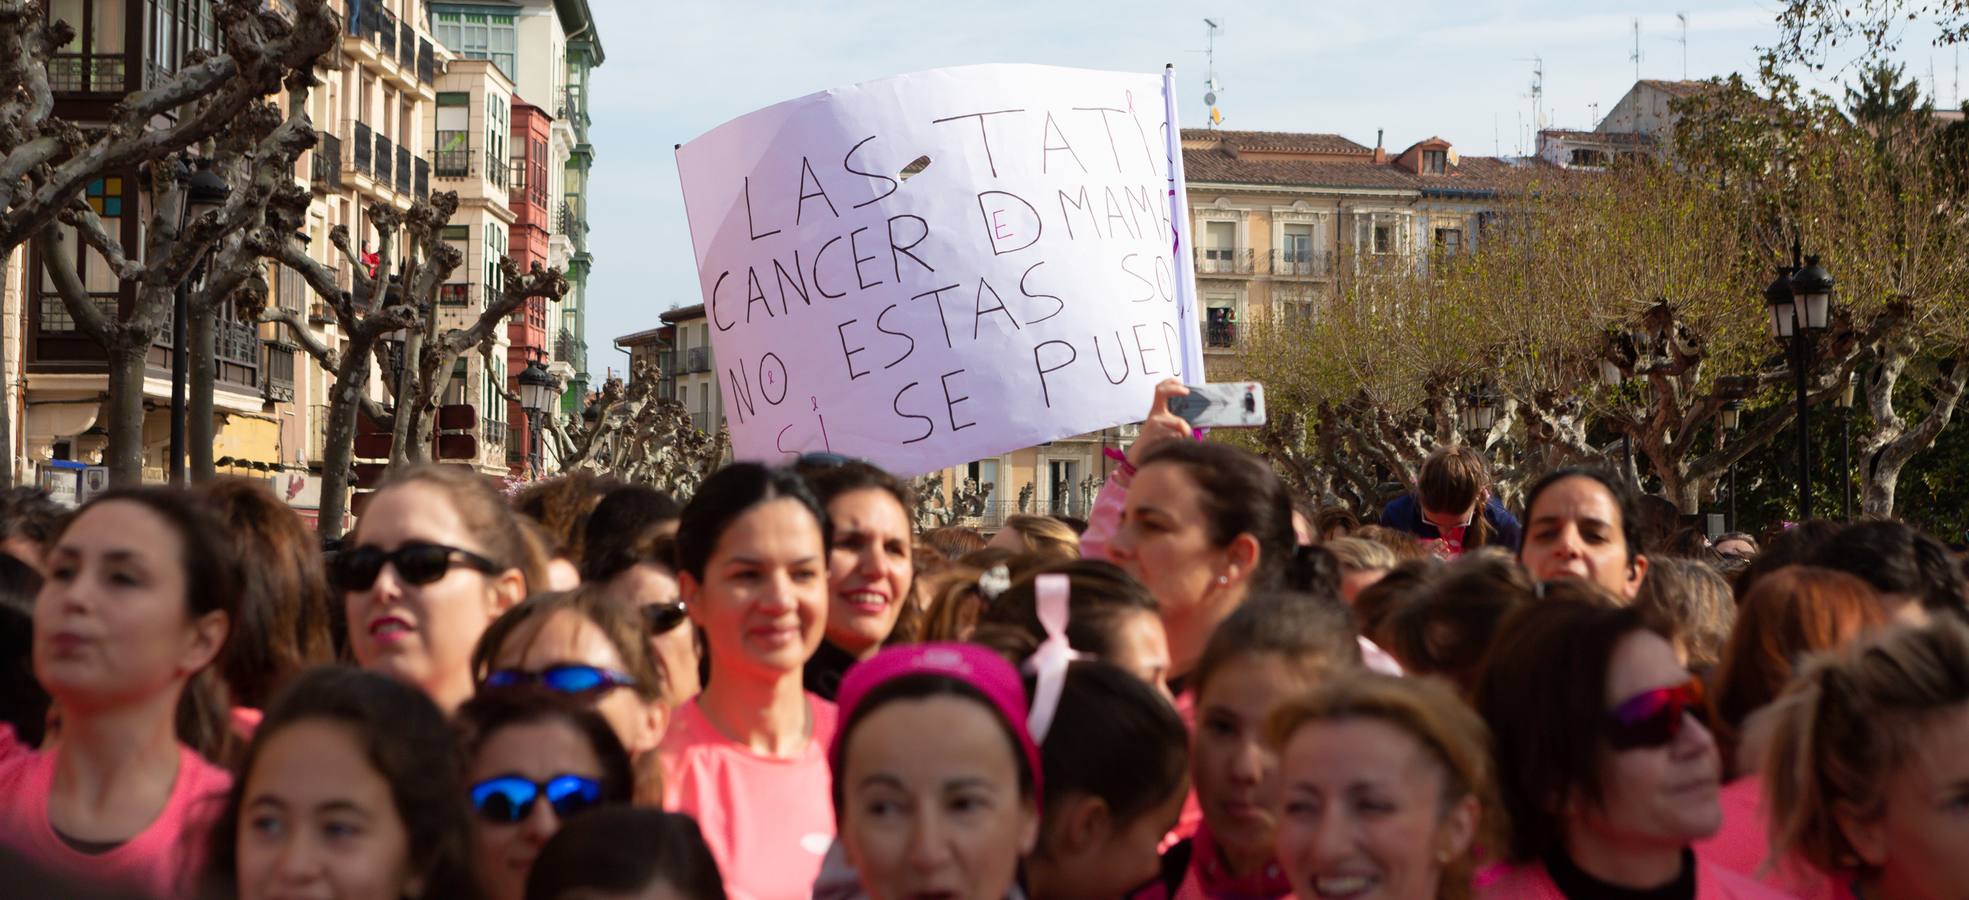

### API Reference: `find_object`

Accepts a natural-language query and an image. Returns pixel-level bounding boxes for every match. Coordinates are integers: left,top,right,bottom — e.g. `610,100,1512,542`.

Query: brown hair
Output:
364,464,544,591
1417,446,1495,549
1473,591,1666,862
971,560,1158,662
510,470,622,562
1354,525,1432,562
1268,673,1502,900
1386,549,1534,697
1192,591,1362,697
1314,506,1361,541
1713,566,1888,767
191,478,337,708
1351,558,1441,649
1324,536,1398,574
993,515,1081,562
925,526,988,560
1633,558,1737,673
470,586,667,705
1138,441,1299,590
1763,621,1969,881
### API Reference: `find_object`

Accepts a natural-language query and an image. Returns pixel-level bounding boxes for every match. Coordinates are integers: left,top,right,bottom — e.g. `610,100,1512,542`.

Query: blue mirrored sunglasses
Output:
481,664,637,698
469,774,604,823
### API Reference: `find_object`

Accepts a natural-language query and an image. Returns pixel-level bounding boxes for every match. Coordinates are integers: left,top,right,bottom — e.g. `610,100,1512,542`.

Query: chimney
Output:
1373,128,1387,164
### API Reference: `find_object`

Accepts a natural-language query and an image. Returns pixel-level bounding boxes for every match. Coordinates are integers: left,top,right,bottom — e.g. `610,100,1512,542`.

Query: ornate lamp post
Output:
516,358,558,479
1764,244,1834,520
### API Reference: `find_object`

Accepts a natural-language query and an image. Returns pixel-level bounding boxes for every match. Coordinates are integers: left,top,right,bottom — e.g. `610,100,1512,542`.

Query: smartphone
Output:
1169,382,1267,429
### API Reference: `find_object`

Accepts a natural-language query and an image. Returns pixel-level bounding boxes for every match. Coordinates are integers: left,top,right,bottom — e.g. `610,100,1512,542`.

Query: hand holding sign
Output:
675,65,1203,477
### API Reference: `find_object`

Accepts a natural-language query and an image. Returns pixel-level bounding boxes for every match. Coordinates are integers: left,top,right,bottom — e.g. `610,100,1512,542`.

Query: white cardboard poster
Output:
675,64,1201,476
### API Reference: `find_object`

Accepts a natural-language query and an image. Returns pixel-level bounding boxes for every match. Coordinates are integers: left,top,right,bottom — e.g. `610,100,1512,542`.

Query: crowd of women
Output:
1,377,1966,900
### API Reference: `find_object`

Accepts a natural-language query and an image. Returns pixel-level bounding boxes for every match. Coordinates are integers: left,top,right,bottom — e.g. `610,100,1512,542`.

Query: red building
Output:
506,100,555,476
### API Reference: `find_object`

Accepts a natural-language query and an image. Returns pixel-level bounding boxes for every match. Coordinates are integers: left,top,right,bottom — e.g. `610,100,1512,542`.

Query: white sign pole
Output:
1162,64,1206,382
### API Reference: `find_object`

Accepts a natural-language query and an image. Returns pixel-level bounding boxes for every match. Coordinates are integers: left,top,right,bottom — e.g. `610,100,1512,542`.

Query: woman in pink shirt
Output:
198,666,476,900
658,463,838,900
1761,621,1969,900
335,464,540,713
0,488,242,898
1472,592,1790,899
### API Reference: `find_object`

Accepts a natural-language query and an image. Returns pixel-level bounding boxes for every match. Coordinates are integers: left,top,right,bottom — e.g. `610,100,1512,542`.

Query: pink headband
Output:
832,642,1044,805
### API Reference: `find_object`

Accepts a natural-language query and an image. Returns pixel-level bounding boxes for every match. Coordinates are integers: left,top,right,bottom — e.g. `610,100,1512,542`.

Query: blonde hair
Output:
1267,673,1502,900
995,514,1080,561
1325,536,1398,573
1763,620,1969,880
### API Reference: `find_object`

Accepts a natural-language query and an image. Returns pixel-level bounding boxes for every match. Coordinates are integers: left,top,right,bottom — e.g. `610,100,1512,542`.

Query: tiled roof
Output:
659,303,705,323
614,326,667,347
1638,79,1716,99
1184,146,1528,192
1181,128,1371,155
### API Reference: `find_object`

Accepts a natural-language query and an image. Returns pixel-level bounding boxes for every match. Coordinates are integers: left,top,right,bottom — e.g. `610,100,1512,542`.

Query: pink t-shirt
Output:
658,694,838,900
0,744,232,898
1697,777,1852,900
1476,856,1800,900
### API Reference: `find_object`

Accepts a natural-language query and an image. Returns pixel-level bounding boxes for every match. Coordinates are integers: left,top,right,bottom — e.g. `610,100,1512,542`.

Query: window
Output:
1280,224,1317,275
1569,148,1609,167
484,222,506,310
434,93,469,177
1374,223,1394,254
485,94,508,190
1435,228,1463,255
433,9,517,80
48,0,128,91
1423,150,1447,174
964,460,1001,512
1206,298,1237,348
1354,212,1409,256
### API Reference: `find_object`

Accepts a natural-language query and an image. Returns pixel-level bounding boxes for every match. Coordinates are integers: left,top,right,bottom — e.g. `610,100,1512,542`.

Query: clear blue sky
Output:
579,0,1959,379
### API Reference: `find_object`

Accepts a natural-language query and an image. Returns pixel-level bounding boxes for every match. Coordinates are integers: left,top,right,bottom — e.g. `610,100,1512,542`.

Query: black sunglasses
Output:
643,602,689,635
330,541,502,592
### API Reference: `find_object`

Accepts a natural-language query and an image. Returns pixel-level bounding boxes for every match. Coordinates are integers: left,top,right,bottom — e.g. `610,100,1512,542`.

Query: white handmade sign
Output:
675,64,1202,476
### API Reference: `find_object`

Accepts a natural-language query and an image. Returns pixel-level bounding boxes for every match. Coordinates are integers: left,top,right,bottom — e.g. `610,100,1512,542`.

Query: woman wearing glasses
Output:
471,587,669,801
335,464,541,712
661,463,837,900
1473,594,1786,899
457,689,635,900
1378,446,1520,557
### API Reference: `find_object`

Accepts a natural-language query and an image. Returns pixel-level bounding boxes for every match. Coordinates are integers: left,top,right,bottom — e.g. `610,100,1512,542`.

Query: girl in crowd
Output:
1087,380,1303,684
799,460,919,701
456,690,635,900
1325,537,1397,604
660,463,837,900
337,464,539,712
1515,467,1650,601
0,489,240,896
1763,621,1969,900
1267,673,1497,900
1385,549,1532,696
830,643,1042,900
1378,446,1522,555
524,808,725,900
580,487,700,707
190,477,337,722
1474,595,1785,898
986,514,1082,561
199,666,475,900
1633,558,1737,675
471,587,669,800
1149,592,1364,898
973,560,1171,695
1025,660,1190,900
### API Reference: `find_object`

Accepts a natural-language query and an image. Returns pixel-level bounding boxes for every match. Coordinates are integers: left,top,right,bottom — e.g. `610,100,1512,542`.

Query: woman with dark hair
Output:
1472,599,1783,898
1516,467,1650,601
338,464,536,712
1385,549,1533,697
795,459,919,701
524,808,725,900
659,462,837,899
456,689,634,900
0,555,48,755
472,586,669,793
0,489,240,896
201,666,476,900
1379,446,1521,555
971,559,1170,695
190,477,338,718
829,643,1042,900
1811,519,1968,623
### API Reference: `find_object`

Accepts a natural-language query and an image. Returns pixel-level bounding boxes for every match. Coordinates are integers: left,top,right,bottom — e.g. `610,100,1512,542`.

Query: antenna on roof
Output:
1202,18,1224,129
1516,56,1545,133
1632,18,1643,83
1676,12,1689,80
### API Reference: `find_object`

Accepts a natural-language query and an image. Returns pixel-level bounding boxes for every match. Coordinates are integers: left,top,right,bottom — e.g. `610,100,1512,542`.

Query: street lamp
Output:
1459,382,1500,435
169,158,231,485
1764,242,1835,520
517,358,558,479
1836,371,1857,521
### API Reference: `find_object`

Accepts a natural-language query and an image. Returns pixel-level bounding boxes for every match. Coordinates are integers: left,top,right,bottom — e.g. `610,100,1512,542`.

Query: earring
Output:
1215,574,1229,586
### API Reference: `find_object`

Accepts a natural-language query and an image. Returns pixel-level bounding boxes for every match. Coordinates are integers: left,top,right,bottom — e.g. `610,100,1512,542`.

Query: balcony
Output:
374,134,395,189
1196,247,1256,277
417,40,435,84
48,54,126,94
1205,318,1239,349
484,420,508,447
684,347,710,373
395,146,411,195
434,135,472,178
413,157,428,201
397,20,415,71
486,149,507,190
263,341,297,404
311,133,345,192
556,201,583,236
276,264,308,316
555,328,581,364
220,322,260,366
375,7,397,59
1269,249,1332,278
351,121,373,176
438,284,473,307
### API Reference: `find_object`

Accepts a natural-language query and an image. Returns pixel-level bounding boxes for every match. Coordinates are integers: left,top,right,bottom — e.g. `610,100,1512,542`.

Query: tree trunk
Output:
317,335,378,540
388,329,426,465
0,251,13,490
1861,355,1969,518
105,341,149,486
187,302,216,480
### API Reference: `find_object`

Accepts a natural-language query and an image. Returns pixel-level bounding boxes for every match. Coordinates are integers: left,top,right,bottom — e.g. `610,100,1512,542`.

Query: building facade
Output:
1537,79,1717,170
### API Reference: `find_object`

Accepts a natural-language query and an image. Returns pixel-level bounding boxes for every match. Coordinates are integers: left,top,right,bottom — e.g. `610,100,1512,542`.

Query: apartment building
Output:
1538,79,1718,170
657,304,721,435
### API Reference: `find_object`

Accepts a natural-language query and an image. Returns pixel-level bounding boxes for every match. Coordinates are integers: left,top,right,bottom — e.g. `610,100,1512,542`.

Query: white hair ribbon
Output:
1023,573,1082,743
977,563,1012,602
